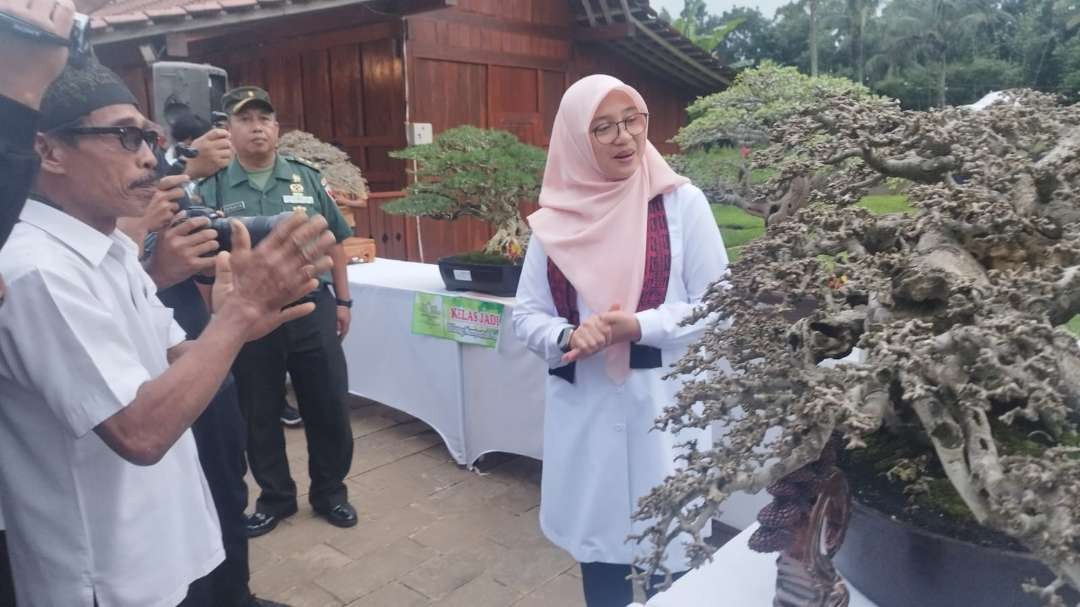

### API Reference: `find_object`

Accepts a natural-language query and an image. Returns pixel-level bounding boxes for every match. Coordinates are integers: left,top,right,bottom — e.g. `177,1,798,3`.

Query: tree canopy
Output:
660,0,1080,108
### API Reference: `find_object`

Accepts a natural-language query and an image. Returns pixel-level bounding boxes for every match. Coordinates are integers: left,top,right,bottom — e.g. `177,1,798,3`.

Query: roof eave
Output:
90,0,454,46
573,0,730,96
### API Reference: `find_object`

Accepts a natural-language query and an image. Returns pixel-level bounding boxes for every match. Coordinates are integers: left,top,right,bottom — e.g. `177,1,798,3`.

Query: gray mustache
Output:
130,174,158,189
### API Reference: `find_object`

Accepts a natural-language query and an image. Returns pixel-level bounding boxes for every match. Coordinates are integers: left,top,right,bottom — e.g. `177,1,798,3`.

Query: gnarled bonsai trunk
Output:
482,213,530,262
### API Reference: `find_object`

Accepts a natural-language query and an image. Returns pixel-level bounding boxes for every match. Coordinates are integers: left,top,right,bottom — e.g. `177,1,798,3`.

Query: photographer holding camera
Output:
197,86,357,537
0,59,336,606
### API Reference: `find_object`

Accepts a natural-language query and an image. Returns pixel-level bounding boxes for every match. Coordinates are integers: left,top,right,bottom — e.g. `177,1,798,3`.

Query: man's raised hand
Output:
212,211,335,341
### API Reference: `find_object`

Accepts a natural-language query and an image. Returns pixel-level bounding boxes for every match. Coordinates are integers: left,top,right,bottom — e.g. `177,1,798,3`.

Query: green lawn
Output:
713,194,914,260
713,203,766,228
857,194,915,215
712,204,764,261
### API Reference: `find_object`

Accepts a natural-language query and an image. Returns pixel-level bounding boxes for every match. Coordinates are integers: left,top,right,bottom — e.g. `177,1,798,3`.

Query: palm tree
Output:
809,0,821,76
670,0,748,58
1055,0,1080,30
882,0,1005,106
847,0,880,83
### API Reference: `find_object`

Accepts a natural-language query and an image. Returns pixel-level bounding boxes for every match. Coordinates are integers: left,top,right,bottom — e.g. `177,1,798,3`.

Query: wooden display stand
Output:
334,191,377,263
343,237,376,263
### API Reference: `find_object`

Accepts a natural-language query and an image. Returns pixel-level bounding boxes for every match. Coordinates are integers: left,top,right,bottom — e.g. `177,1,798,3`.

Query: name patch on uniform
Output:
283,195,315,205
222,201,246,214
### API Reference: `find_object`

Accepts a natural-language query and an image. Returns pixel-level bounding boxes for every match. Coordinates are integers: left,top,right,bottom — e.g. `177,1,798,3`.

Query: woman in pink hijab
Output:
513,75,729,605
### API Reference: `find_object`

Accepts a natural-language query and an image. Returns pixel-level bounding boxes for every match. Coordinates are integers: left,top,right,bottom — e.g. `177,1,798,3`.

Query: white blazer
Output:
513,183,729,571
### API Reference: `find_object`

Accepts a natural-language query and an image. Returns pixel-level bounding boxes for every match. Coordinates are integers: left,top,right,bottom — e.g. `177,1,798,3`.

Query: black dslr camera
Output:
159,145,291,252
181,205,292,252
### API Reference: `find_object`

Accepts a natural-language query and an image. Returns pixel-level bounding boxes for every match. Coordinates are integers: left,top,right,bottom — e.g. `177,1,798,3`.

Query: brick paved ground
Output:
247,396,587,607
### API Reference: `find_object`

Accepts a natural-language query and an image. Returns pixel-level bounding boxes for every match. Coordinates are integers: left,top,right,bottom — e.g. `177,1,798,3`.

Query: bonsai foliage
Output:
666,147,776,212
632,90,1080,604
386,126,546,262
277,130,368,199
674,61,872,149
670,62,872,218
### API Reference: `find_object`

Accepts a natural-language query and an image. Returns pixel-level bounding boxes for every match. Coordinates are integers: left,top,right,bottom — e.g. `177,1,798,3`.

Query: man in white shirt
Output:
0,59,335,607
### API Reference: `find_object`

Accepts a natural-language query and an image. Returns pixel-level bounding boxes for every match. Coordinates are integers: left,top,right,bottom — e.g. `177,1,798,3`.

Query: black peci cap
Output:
39,58,139,132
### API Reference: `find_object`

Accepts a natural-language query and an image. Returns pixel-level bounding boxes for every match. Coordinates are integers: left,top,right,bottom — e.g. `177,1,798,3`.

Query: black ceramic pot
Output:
834,501,1077,607
437,255,523,297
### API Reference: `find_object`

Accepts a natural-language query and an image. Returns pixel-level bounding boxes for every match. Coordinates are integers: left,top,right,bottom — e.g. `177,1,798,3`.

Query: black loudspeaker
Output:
151,61,229,136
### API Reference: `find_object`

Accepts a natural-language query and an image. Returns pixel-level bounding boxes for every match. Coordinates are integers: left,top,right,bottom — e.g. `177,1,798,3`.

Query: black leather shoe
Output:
245,511,294,538
315,503,357,528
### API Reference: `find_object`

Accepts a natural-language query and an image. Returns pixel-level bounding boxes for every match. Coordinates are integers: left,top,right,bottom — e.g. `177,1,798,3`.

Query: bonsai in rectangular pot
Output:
386,125,546,297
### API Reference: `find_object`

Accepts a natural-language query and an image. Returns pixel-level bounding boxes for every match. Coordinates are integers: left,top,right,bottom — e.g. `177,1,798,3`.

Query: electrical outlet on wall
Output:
406,122,433,146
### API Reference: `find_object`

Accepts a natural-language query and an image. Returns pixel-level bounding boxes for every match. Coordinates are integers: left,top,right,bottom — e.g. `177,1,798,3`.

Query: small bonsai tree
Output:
386,125,546,263
632,90,1080,604
277,130,368,200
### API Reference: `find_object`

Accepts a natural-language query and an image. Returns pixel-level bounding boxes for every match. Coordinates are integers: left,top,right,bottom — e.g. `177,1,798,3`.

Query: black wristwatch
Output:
335,298,353,309
557,326,575,353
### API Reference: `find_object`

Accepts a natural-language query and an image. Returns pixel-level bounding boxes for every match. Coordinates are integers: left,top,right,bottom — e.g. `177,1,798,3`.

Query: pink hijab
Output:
528,74,688,383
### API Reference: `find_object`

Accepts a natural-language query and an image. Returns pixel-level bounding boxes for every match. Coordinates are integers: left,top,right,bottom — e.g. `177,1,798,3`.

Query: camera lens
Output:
211,212,292,252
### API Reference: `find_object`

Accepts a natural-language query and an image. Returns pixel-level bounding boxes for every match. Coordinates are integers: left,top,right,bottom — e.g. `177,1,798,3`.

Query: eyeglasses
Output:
591,112,648,145
56,126,163,152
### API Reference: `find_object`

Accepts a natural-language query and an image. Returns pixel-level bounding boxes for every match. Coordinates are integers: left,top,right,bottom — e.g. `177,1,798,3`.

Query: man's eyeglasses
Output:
591,112,648,145
55,126,163,152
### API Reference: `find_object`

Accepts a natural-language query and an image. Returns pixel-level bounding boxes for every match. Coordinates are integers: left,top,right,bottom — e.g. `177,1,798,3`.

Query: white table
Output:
341,259,546,466
645,523,878,606
341,259,770,528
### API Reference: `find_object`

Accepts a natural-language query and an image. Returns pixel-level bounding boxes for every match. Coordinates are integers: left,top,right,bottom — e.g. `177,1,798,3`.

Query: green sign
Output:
411,293,504,348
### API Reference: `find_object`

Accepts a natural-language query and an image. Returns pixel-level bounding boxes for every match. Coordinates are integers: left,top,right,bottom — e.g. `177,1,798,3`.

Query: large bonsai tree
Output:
386,125,546,262
632,90,1080,604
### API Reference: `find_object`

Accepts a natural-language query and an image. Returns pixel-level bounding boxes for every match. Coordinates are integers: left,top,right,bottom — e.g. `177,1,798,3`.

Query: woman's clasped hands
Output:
562,304,643,363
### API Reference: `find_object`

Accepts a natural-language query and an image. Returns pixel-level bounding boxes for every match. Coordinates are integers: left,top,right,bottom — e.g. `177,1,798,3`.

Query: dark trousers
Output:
190,376,253,606
579,562,686,607
0,531,13,607
235,286,353,515
176,573,214,607
157,278,254,607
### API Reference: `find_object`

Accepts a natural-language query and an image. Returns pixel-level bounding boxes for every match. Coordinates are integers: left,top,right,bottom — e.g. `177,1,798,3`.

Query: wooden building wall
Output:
402,0,695,262
191,19,411,259
99,13,415,259
95,0,699,263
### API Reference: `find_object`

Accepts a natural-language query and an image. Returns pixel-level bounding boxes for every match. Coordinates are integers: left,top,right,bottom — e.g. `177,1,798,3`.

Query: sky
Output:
648,0,789,20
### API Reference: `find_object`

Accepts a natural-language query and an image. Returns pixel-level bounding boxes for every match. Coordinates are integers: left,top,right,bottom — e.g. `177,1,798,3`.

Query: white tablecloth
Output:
645,523,878,606
342,259,546,466
341,259,769,528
